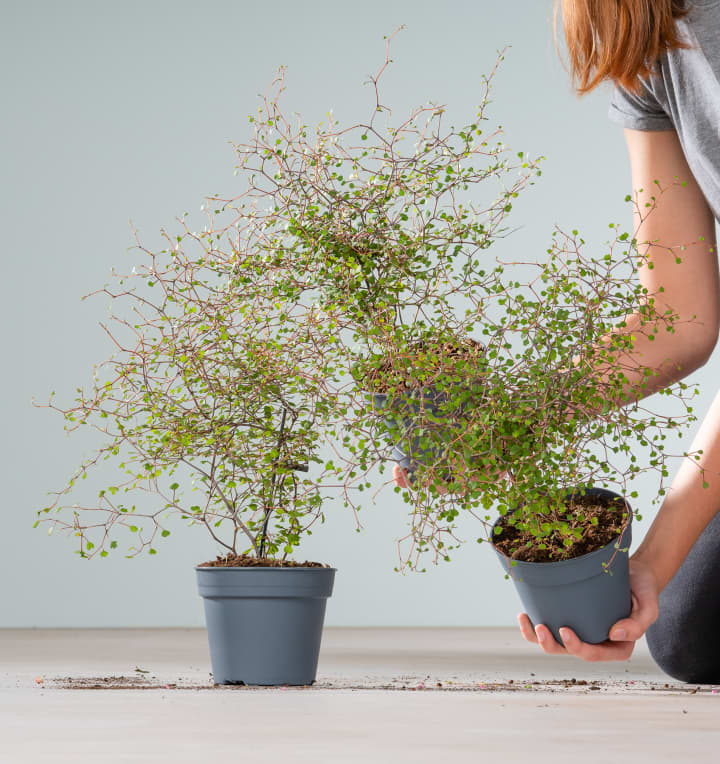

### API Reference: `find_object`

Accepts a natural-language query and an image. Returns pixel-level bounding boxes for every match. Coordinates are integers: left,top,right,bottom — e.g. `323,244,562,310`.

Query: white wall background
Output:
2,0,717,627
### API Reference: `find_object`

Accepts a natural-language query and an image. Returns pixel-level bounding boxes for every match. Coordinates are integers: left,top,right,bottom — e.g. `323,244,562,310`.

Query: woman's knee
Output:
646,618,720,684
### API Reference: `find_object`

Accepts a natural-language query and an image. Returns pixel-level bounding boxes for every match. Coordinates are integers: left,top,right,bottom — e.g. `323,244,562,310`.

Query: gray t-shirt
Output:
607,0,720,222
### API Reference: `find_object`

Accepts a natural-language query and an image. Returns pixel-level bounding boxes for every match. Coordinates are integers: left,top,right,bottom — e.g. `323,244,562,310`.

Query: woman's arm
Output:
633,389,720,593
596,128,719,404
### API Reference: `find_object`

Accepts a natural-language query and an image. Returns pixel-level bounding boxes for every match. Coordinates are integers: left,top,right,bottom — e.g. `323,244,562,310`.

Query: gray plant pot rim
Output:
196,566,336,599
491,520,632,570
490,491,632,571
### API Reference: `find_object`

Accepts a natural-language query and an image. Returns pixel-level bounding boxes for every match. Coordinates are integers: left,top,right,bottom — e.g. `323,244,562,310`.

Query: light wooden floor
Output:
2,628,718,762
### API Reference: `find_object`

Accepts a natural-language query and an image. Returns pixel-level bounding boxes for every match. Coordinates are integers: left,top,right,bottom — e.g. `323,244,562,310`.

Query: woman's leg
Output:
645,507,720,683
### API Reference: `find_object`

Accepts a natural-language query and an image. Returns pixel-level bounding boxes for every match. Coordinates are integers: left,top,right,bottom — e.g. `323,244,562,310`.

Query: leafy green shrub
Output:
35,28,704,573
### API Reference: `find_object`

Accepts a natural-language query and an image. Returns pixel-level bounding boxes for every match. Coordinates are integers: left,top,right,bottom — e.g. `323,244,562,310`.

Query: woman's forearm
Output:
632,389,720,591
599,309,713,405
569,303,715,417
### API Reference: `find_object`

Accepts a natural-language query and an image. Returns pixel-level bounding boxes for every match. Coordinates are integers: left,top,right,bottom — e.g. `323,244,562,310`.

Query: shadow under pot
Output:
370,384,472,485
195,565,336,685
490,487,632,645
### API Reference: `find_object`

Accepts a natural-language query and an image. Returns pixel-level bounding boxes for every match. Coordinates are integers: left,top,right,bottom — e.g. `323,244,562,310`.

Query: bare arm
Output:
596,128,718,405
599,126,719,587
634,389,720,591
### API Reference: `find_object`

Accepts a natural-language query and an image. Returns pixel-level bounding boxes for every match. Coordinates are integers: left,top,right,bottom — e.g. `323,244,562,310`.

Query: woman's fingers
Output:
518,615,565,654
518,616,635,661
392,464,411,489
533,624,569,655
393,461,501,494
558,626,635,662
393,464,452,494
517,613,539,643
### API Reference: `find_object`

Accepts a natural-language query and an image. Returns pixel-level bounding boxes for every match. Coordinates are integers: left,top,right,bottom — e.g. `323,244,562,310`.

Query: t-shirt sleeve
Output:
608,81,674,131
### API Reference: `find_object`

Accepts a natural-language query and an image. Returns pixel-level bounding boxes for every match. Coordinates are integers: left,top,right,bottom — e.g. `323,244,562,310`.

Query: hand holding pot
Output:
393,464,448,494
392,456,505,494
517,556,660,661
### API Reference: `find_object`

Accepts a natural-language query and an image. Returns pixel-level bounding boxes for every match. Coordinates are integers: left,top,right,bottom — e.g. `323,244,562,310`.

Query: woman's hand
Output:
393,464,448,494
517,556,660,661
392,464,413,490
392,456,505,495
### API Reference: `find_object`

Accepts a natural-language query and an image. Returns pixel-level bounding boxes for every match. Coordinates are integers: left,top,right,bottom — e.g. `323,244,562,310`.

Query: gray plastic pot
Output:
195,565,336,685
491,487,632,645
371,385,469,483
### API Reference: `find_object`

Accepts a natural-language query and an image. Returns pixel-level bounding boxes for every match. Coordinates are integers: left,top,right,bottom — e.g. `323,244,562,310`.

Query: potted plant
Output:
37,30,701,684
212,32,545,493
344,208,699,645
220,28,703,642
365,200,700,643
33,144,351,687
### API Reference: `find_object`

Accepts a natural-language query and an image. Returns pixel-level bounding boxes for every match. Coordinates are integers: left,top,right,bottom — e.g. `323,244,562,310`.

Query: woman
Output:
395,0,720,682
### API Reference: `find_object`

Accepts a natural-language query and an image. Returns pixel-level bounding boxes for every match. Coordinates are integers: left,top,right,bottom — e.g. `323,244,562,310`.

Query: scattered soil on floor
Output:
493,493,629,563
197,553,330,568
362,337,486,393
49,675,719,695
53,676,170,690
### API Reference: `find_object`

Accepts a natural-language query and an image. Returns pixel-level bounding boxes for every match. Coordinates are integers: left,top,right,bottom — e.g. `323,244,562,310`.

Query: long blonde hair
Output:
555,0,692,95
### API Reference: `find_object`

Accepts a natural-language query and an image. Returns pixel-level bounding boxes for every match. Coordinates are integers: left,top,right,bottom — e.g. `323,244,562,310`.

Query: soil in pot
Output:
360,336,486,393
493,492,629,563
198,553,330,568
